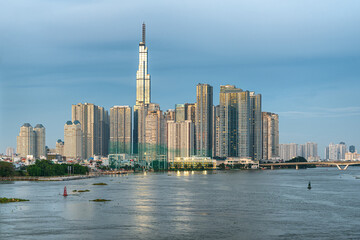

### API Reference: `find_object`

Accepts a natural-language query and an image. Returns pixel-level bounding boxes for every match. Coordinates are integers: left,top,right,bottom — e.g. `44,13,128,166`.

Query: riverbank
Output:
0,174,96,181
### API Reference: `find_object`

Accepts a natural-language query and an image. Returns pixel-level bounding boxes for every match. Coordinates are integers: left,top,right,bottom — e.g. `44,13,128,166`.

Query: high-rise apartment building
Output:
34,124,46,158
212,105,220,158
279,143,298,161
64,121,83,160
250,92,262,161
262,112,279,160
326,142,347,160
55,139,64,156
144,104,166,162
6,147,15,156
167,120,194,161
72,103,109,159
195,83,213,157
218,85,262,160
109,106,132,155
17,123,46,158
16,123,36,158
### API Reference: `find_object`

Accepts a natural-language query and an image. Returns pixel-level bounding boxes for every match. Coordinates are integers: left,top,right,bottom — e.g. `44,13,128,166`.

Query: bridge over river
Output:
260,161,360,170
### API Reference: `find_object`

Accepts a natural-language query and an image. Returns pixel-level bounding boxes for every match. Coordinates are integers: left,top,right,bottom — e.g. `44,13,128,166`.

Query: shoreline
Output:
0,174,96,181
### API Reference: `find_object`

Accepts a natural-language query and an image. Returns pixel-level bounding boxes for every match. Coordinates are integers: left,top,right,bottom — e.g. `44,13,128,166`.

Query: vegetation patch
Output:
90,199,111,202
92,183,107,185
72,190,77,192
0,197,29,203
77,190,90,192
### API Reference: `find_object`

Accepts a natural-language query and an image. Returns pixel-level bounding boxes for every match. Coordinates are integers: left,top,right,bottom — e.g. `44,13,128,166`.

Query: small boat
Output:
308,181,311,190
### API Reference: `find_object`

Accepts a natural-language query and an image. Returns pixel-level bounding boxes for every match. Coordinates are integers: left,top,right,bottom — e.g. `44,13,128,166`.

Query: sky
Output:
1,0,360,157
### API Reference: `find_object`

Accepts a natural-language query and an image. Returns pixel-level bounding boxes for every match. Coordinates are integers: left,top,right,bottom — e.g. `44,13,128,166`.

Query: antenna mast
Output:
142,22,146,44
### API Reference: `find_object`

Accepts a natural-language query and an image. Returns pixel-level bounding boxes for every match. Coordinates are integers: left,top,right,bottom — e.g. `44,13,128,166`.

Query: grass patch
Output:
90,199,111,202
92,183,107,185
72,190,77,192
77,190,90,192
0,197,29,203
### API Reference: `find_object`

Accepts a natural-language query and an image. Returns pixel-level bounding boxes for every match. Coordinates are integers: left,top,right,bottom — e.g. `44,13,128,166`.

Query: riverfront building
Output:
167,120,194,161
17,123,46,159
72,103,109,159
64,121,83,160
218,85,262,160
55,139,64,156
109,106,132,155
195,83,213,157
262,112,279,160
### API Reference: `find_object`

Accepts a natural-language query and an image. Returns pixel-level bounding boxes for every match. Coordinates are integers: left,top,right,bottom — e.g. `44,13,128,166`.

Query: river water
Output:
1,167,360,240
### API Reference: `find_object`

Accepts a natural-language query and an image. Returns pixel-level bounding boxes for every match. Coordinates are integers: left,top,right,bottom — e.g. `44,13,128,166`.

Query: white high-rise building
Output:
167,120,194,161
6,147,15,156
279,143,298,161
17,123,46,158
64,121,83,160
326,142,347,160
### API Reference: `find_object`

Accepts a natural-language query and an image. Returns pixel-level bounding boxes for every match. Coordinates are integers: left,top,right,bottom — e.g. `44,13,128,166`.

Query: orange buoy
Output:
63,186,68,197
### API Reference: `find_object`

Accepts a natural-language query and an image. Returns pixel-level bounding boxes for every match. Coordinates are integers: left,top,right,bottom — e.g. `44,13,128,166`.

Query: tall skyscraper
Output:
34,124,46,158
16,123,36,158
64,121,83,160
195,83,213,157
167,120,194,161
134,23,152,155
136,23,151,106
262,112,279,160
72,103,109,159
109,106,132,155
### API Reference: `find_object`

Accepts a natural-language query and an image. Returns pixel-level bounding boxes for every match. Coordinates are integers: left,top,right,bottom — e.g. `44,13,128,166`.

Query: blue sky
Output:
1,0,360,157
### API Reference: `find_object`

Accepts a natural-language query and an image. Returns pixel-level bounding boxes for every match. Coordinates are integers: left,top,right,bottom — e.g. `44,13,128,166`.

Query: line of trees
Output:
27,160,89,176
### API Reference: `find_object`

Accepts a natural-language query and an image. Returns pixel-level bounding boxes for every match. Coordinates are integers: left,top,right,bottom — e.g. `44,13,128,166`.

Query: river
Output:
1,167,360,239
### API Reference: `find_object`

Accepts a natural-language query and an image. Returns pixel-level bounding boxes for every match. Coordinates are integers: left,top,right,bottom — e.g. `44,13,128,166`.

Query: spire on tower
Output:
142,22,146,44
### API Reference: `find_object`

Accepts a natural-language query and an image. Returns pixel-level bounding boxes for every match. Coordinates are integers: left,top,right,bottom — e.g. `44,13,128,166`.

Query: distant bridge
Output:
260,161,360,170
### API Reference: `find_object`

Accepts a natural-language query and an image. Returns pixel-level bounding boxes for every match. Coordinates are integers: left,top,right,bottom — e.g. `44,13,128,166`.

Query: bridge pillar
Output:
344,165,349,170
271,165,274,170
296,165,299,170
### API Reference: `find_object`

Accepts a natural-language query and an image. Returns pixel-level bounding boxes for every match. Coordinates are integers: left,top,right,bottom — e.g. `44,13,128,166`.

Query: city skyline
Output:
1,1,360,157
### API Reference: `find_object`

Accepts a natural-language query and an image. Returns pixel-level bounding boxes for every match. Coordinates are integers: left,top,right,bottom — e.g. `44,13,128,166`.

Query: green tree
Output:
0,162,15,177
